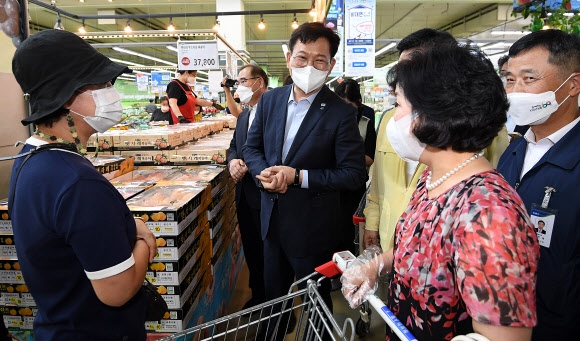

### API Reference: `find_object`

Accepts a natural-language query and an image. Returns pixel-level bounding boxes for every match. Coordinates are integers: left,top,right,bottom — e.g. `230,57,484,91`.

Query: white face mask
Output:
386,113,426,162
187,76,196,86
160,105,170,112
291,66,329,94
507,73,575,126
387,95,397,106
236,81,258,104
71,86,124,133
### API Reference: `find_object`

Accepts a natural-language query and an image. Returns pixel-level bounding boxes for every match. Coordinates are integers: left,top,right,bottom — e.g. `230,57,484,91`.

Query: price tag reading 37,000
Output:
177,41,219,71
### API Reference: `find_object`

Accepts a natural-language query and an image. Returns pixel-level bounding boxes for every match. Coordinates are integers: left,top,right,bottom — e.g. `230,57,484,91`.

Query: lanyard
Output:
541,186,556,208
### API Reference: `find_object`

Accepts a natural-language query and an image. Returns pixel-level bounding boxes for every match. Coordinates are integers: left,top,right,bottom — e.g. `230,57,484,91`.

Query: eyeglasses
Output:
292,55,330,71
237,77,259,86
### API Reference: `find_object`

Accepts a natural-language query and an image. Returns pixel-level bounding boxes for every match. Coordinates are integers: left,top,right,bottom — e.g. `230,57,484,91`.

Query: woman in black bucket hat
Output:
9,29,157,340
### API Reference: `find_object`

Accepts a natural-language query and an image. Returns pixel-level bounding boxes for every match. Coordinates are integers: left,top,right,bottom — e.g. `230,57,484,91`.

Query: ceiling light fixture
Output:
542,18,551,30
124,19,132,33
54,12,64,30
108,57,147,67
291,13,299,29
79,0,84,3
481,42,507,50
374,42,396,57
258,14,265,30
490,30,530,35
213,16,220,30
78,19,86,33
166,45,178,52
112,47,178,66
167,17,175,31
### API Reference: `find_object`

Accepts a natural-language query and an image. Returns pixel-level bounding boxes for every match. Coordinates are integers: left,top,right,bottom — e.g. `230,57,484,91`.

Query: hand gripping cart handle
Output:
317,251,418,341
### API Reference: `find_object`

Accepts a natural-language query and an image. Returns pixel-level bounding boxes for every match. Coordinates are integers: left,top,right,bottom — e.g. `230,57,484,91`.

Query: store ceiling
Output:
27,0,528,82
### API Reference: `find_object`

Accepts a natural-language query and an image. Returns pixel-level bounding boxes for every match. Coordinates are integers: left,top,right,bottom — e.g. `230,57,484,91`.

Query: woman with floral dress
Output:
341,44,539,341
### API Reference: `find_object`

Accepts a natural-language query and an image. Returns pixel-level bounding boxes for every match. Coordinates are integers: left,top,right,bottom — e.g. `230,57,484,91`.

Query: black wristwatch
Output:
293,168,301,187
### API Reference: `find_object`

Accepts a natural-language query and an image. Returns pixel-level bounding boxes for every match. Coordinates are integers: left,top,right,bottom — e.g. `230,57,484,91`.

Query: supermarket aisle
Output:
228,260,387,341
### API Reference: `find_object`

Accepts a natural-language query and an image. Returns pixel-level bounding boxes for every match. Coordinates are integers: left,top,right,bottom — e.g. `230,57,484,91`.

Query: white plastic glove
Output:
451,333,491,341
340,245,385,309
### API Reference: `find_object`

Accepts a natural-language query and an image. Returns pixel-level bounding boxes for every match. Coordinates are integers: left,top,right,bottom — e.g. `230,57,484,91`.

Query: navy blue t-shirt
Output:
8,140,146,340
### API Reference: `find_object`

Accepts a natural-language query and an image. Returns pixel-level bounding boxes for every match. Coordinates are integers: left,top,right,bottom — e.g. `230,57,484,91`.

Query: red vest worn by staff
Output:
168,80,196,123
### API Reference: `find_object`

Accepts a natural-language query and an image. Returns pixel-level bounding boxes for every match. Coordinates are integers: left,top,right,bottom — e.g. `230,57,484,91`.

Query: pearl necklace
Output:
426,151,484,191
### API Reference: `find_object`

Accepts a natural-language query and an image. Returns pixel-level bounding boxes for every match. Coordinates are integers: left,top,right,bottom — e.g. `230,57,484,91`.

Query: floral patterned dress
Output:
386,170,539,341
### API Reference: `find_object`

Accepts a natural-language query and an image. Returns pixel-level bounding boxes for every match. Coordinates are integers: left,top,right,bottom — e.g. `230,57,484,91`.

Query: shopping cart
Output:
351,187,371,338
155,251,417,341
156,270,356,341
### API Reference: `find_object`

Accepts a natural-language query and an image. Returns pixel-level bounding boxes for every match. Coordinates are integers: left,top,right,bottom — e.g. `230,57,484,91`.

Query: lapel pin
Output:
320,103,326,110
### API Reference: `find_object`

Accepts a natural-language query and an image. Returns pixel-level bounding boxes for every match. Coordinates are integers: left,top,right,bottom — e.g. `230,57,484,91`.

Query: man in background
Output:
145,98,157,114
225,64,269,309
498,29,580,339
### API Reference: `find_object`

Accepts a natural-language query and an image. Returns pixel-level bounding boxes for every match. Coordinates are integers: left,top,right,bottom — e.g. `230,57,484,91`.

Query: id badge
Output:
530,203,557,248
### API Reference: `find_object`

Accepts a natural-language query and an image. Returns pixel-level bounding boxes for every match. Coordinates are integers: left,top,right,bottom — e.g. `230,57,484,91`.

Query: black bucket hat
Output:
12,29,131,125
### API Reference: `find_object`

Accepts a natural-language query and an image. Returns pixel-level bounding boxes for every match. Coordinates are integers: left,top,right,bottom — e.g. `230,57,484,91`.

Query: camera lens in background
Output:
220,79,238,88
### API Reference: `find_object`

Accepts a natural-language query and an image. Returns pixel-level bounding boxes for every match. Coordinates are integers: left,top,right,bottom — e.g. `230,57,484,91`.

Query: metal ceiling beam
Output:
28,0,311,21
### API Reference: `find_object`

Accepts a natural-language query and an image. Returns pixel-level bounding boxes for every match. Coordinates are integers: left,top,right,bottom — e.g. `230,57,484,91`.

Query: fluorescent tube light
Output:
112,47,177,66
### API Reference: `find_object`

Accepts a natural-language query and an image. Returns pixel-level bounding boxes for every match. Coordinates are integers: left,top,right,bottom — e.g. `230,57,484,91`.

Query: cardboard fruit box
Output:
152,217,209,262
87,131,119,152
172,143,228,165
0,283,34,307
0,266,24,285
89,155,131,176
113,168,181,183
151,213,207,252
2,306,36,330
0,236,16,259
203,115,237,129
0,201,11,235
166,165,225,187
113,129,182,150
145,265,211,332
147,248,210,310
158,251,211,309
127,185,211,235
148,228,210,287
114,150,178,166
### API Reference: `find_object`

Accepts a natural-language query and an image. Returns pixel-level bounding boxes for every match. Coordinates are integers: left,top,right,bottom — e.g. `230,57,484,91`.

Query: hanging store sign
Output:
328,0,345,76
150,72,172,87
177,41,219,70
344,0,376,77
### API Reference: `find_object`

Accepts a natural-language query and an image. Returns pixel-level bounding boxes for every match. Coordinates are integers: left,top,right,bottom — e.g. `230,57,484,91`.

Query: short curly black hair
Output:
388,45,508,152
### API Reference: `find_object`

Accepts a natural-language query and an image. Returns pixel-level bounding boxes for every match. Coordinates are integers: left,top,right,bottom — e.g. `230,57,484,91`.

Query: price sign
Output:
177,41,219,70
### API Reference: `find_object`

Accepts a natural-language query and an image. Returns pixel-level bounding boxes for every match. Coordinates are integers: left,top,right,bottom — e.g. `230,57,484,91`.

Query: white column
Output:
216,0,245,52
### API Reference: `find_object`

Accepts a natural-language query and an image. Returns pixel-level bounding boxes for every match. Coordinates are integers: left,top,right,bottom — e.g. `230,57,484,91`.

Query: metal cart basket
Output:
157,273,355,341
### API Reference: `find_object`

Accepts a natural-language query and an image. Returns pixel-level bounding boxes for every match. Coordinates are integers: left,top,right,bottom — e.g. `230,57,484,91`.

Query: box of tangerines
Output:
2,305,36,330
126,185,211,235
0,235,17,259
157,250,211,309
146,265,211,332
147,224,210,285
0,201,12,235
0,281,34,307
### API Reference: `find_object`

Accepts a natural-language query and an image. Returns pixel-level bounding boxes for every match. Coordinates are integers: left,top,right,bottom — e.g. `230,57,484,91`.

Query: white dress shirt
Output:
247,105,257,133
282,87,322,188
521,116,580,178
